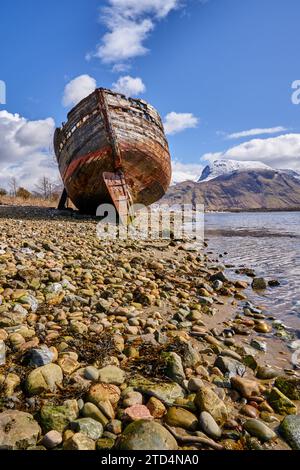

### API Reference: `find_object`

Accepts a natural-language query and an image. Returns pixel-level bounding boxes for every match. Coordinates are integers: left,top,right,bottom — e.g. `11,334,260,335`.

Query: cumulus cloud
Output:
62,74,97,107
164,112,199,135
226,126,288,140
112,75,146,96
172,160,203,183
0,110,58,190
90,1,181,65
202,133,300,172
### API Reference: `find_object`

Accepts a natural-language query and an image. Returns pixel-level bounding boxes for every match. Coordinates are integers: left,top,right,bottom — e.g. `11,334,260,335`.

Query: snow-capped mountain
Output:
278,169,300,180
163,165,300,211
198,159,272,182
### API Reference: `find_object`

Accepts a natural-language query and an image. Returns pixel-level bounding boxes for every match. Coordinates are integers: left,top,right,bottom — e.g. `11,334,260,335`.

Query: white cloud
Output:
0,110,58,190
62,74,97,107
226,126,288,140
172,160,203,183
97,19,154,64
202,133,300,172
112,75,146,96
164,112,199,135
90,1,181,65
107,0,181,19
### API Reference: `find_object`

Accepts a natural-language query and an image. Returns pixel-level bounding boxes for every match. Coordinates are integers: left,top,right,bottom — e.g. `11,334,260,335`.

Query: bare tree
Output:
35,176,55,200
9,177,18,197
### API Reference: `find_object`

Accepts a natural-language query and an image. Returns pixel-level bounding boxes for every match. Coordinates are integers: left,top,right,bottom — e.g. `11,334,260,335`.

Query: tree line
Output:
0,176,63,201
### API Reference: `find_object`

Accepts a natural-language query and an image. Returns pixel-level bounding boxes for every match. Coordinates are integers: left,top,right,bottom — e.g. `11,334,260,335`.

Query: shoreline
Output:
0,206,299,451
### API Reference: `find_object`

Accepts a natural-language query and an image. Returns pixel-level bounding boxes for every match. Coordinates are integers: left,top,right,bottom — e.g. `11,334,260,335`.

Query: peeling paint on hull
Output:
54,88,172,214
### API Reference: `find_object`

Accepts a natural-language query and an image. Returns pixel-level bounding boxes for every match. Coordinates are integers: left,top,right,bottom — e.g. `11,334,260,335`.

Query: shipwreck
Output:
54,88,172,220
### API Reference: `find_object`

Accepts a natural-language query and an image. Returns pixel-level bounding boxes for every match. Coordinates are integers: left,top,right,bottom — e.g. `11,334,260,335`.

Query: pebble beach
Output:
0,205,299,451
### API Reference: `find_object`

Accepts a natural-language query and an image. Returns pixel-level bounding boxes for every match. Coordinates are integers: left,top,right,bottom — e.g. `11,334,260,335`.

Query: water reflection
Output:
205,212,300,332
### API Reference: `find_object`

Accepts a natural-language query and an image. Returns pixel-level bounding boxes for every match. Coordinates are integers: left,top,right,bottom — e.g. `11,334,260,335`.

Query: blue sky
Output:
0,0,300,188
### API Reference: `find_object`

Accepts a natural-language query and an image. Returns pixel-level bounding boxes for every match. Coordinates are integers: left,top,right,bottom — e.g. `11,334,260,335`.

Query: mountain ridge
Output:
163,166,300,211
198,159,272,182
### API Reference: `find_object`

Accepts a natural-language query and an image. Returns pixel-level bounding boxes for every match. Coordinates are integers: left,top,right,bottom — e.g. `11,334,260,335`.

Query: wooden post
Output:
57,188,68,210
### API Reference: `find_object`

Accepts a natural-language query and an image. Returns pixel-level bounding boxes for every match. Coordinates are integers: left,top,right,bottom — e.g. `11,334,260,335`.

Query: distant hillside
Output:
162,169,300,211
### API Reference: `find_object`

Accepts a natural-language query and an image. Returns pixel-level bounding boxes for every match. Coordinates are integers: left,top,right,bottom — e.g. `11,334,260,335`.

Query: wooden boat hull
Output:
54,88,172,214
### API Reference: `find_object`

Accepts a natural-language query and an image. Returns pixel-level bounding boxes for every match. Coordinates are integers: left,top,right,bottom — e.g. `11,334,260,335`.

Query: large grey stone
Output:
0,411,41,450
279,415,300,450
119,420,178,450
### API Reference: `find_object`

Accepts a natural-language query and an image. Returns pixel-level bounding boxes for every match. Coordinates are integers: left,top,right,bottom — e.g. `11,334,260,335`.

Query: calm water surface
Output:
204,212,300,333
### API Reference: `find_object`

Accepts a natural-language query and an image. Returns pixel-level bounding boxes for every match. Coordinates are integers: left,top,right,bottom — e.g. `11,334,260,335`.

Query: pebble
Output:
123,405,153,422
214,356,246,378
162,352,186,385
84,366,99,382
123,391,143,407
251,339,267,352
26,364,63,396
252,278,268,290
70,418,103,440
164,407,198,431
107,420,122,435
98,366,126,385
0,210,295,452
87,383,121,407
241,405,259,419
268,387,297,415
231,377,262,399
243,419,276,442
24,346,54,367
41,431,63,449
146,397,166,419
0,341,6,365
256,366,280,380
199,411,222,439
63,433,96,450
195,386,228,425
119,420,178,450
40,400,79,433
275,376,300,400
82,403,109,427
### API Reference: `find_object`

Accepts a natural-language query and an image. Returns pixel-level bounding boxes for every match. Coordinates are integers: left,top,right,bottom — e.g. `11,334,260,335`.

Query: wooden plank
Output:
103,172,134,225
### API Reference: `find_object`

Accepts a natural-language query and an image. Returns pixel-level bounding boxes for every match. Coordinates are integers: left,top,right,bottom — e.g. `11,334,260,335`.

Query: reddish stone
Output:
241,405,259,419
123,405,154,422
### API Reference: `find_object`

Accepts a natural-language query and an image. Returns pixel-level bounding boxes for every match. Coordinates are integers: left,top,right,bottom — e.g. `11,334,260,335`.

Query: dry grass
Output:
0,195,59,208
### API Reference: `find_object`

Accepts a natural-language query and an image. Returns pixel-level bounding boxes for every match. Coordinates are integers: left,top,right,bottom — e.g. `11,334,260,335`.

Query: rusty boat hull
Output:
54,88,172,215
